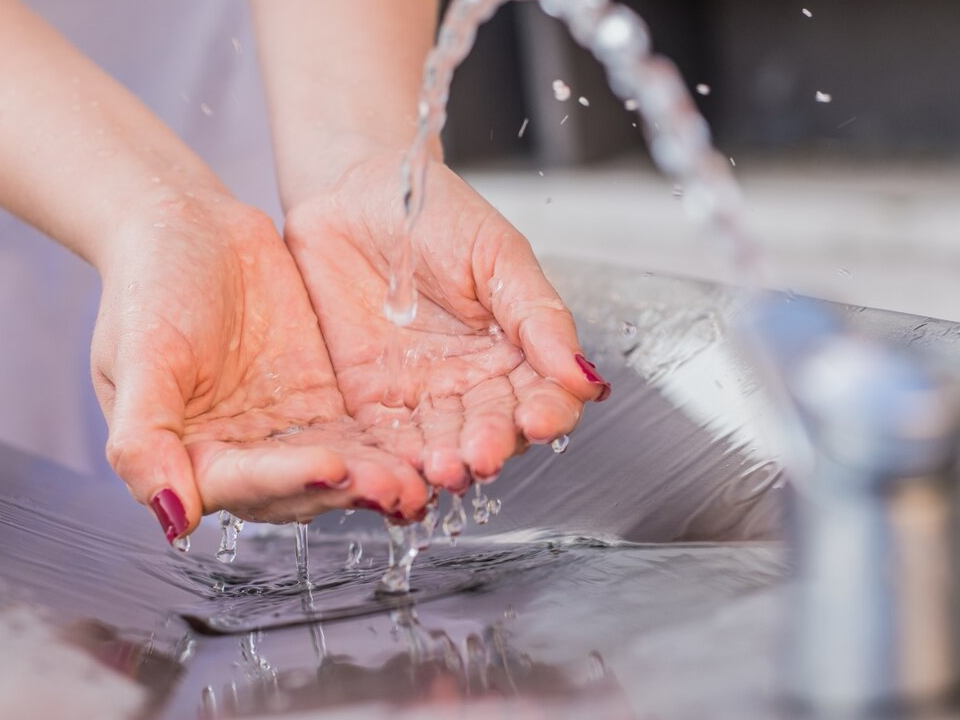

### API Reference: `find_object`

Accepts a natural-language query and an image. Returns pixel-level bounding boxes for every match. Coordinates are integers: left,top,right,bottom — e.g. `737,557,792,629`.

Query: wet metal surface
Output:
3,260,960,719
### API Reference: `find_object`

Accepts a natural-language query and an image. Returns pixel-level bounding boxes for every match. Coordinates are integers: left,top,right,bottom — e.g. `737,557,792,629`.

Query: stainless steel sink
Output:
4,259,959,719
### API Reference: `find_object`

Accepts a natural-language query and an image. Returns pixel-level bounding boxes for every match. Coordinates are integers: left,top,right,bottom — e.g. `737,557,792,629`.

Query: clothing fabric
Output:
0,1,281,478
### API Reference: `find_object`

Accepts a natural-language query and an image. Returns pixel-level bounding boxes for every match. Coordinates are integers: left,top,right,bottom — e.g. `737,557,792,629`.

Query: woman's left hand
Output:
284,152,611,494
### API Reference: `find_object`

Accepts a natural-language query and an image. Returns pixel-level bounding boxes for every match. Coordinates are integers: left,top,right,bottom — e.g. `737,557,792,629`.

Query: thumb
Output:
102,359,202,545
478,228,612,404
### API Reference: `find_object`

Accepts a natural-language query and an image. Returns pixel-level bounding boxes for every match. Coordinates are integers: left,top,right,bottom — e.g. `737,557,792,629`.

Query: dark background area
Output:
440,0,960,167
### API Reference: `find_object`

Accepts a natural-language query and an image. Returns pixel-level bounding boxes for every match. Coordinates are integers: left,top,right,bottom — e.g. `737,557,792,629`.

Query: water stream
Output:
371,0,764,594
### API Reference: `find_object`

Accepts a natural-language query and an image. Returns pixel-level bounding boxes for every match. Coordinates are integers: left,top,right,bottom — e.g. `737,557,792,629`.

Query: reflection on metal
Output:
748,295,960,714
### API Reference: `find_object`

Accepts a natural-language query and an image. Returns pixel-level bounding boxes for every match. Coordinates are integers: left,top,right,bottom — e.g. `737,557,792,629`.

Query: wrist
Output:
96,176,235,281
276,130,444,213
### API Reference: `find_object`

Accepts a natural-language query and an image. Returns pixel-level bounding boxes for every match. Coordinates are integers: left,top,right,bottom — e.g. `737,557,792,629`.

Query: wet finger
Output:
510,363,585,444
417,394,469,492
189,441,348,511
477,223,612,404
104,359,200,545
460,376,519,480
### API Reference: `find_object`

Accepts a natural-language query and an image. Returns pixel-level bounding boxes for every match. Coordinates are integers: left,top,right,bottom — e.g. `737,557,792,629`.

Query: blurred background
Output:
440,0,960,321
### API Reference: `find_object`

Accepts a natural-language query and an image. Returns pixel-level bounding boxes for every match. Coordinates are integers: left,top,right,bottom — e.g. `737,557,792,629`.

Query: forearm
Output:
250,0,440,210
0,0,227,271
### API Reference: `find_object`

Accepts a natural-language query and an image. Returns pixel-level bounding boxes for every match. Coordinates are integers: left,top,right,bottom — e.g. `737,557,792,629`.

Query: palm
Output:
93,197,427,526
286,156,604,493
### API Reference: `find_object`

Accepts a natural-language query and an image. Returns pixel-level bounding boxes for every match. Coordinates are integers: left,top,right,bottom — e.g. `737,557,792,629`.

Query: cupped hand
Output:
91,189,430,543
284,153,611,495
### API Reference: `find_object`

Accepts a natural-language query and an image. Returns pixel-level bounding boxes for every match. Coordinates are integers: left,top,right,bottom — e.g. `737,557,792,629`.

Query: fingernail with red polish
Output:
306,476,352,492
575,354,612,402
353,498,385,513
151,488,187,545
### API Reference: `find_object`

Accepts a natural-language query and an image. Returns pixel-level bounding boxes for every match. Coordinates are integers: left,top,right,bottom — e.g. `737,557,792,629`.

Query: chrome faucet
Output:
746,295,960,714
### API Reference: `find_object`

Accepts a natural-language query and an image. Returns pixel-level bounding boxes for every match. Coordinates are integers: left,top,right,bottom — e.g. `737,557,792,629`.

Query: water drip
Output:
378,520,420,594
442,495,467,541
295,522,311,588
472,485,491,525
216,511,244,564
552,434,570,454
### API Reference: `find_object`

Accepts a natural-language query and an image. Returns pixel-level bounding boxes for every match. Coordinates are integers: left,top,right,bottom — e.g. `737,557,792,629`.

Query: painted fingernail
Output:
151,488,187,545
306,476,352,491
353,498,385,513
575,354,612,402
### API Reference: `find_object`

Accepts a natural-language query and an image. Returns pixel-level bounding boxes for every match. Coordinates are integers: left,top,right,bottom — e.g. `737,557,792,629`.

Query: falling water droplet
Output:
560,115,570,125
802,8,813,18
442,495,467,540
552,79,571,101
231,37,242,53
344,540,363,569
518,118,530,138
551,435,570,454
837,267,853,278
472,485,491,525
295,521,311,588
200,102,214,116
695,83,711,96
672,184,684,198
624,98,638,111
618,320,637,339
378,520,419,594
216,511,243,563
815,91,832,103
173,535,191,553
578,96,590,106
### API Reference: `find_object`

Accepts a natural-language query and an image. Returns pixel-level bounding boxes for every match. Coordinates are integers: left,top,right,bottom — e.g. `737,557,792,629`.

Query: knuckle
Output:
105,431,150,483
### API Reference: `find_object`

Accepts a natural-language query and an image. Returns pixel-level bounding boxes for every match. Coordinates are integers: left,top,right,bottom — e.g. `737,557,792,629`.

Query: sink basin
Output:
4,259,958,719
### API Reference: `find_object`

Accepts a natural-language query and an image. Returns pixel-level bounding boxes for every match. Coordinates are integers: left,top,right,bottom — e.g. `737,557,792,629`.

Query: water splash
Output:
216,511,244,564
552,79,572,101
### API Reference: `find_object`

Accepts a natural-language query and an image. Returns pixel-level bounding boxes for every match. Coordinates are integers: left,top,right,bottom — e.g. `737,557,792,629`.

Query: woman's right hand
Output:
91,188,431,544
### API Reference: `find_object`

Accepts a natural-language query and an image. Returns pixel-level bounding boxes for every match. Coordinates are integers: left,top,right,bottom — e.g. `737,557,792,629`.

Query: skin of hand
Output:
0,1,433,543
91,186,434,542
283,151,612,494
